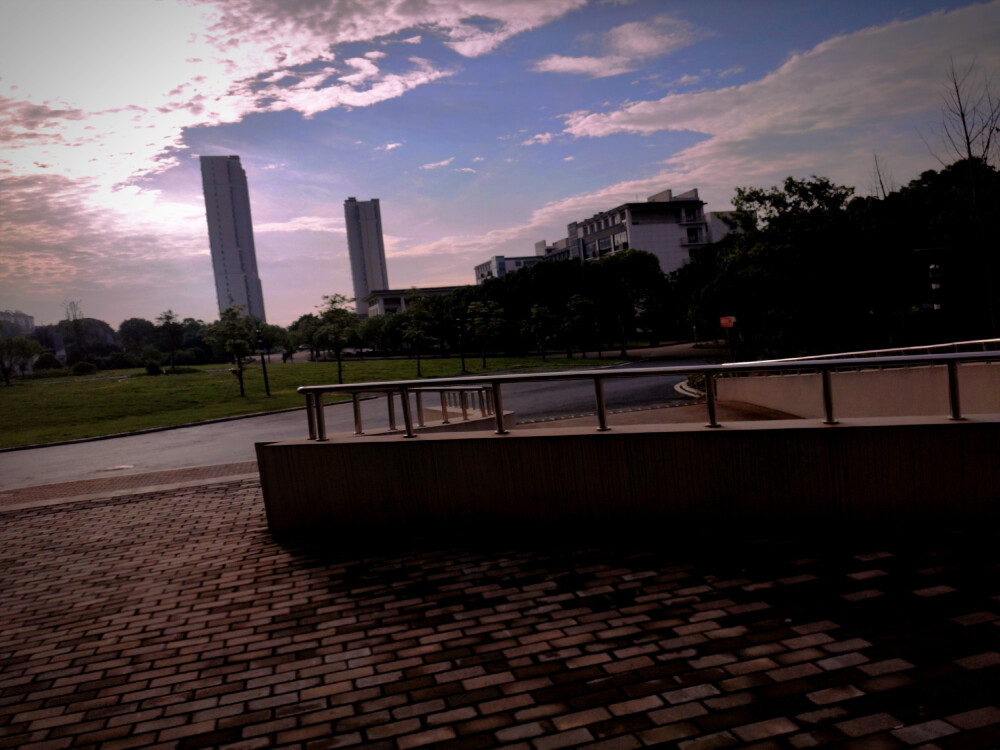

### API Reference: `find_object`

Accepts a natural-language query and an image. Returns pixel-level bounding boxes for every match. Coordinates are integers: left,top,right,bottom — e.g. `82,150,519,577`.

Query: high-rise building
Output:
344,197,389,318
200,155,267,321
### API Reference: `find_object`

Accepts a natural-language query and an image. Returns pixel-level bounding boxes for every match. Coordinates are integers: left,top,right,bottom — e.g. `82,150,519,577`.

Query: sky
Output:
2,0,999,328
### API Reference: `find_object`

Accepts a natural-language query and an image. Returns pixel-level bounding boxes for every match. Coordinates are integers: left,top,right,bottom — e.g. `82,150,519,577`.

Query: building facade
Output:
200,155,267,321
474,255,544,284
568,189,713,273
472,188,730,282
344,197,390,318
0,310,34,336
365,286,463,317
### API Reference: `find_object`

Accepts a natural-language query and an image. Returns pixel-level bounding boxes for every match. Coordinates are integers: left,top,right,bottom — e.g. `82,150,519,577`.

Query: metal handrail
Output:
750,338,1000,363
297,350,1000,440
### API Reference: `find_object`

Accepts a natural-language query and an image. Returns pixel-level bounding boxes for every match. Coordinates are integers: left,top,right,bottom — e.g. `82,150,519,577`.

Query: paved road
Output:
503,358,701,421
0,353,713,491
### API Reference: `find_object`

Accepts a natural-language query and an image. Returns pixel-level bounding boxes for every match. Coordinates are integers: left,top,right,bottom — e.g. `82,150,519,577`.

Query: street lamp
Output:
257,328,271,397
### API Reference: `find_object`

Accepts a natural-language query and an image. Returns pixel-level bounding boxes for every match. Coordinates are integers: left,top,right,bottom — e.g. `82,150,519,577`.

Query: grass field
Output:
0,354,623,449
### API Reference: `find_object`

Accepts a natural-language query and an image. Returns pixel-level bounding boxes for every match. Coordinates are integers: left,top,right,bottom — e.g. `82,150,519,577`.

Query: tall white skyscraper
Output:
344,197,389,318
200,155,267,321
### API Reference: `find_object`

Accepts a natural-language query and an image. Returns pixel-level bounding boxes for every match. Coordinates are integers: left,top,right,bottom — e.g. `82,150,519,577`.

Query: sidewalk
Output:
1,475,998,749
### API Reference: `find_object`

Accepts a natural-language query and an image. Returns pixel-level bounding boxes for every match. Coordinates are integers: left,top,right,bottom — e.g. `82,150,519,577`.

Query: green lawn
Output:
0,355,622,448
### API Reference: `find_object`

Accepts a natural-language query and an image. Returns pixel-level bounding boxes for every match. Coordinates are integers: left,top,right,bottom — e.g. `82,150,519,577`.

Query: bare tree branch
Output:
938,58,1000,167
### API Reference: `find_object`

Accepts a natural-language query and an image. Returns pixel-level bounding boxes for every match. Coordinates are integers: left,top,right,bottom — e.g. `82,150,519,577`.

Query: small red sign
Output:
719,316,736,329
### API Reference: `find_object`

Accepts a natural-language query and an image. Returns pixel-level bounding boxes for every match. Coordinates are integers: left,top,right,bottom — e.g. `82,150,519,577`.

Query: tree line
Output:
3,155,997,384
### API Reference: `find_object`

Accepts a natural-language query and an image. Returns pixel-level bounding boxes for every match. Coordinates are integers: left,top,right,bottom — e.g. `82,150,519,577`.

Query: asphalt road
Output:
0,354,712,491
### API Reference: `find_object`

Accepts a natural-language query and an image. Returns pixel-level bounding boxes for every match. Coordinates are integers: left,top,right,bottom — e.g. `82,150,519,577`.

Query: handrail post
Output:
705,374,720,428
947,361,964,420
594,377,610,431
460,391,469,421
440,392,450,424
352,393,364,435
400,387,416,437
416,391,425,427
305,392,317,440
315,393,327,441
478,389,487,417
386,391,397,431
492,382,508,434
821,367,838,425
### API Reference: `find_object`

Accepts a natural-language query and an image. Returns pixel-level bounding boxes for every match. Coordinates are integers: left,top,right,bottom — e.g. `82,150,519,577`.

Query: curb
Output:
0,405,319,453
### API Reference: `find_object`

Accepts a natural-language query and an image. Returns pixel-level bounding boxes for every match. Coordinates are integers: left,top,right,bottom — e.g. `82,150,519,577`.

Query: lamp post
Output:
257,328,271,397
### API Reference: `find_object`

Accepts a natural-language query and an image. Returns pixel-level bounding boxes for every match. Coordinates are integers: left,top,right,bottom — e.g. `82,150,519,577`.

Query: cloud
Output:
534,15,708,78
456,167,476,173
534,55,636,78
378,142,404,151
0,0,592,323
0,0,587,190
718,65,744,78
420,157,455,170
669,74,702,87
389,1,1000,284
565,7,1000,144
255,216,343,233
522,132,558,145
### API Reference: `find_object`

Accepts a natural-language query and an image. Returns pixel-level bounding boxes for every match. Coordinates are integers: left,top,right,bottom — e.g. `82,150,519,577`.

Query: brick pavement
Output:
1,477,999,749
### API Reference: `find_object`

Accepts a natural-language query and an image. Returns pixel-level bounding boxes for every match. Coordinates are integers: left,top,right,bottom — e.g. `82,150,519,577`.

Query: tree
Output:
563,295,597,358
466,300,504,368
521,305,555,361
679,176,859,357
595,250,668,357
358,315,385,356
317,294,358,384
205,306,254,396
935,60,1000,169
118,318,156,354
63,300,88,364
156,310,184,370
0,336,42,385
289,313,321,360
401,293,438,377
256,323,288,359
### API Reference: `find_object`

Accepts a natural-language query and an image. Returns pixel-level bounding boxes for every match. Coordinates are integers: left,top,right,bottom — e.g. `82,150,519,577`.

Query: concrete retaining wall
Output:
715,362,1000,418
257,415,1000,537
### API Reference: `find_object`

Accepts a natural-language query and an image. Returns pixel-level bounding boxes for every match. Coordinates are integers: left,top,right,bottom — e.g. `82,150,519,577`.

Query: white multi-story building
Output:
472,188,730,282
364,286,463,317
344,197,390,318
568,189,720,273
474,255,544,284
200,155,267,321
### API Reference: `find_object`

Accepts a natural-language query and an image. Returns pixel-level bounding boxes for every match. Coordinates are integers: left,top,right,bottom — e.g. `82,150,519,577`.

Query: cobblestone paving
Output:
1,478,999,749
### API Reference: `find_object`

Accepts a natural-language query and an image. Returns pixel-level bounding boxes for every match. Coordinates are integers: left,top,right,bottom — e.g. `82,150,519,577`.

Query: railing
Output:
297,350,1000,441
750,338,999,363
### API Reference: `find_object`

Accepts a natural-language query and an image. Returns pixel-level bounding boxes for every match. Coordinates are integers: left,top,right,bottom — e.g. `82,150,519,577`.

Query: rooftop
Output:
2,468,999,749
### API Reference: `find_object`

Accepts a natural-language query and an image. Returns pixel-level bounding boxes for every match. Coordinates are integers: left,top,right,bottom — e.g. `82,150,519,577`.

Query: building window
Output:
687,227,701,243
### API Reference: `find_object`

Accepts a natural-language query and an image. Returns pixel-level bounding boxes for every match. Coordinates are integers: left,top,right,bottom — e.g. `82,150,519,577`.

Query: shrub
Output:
172,348,207,366
71,361,98,376
145,362,163,376
97,351,139,370
140,345,163,365
33,352,63,371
